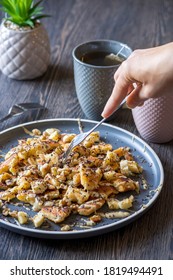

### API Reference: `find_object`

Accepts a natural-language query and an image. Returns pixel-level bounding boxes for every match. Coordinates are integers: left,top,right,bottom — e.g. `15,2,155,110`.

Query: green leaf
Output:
24,0,33,11
34,14,51,20
30,0,44,13
0,0,49,27
29,7,44,17
23,19,34,28
0,0,16,15
29,1,44,17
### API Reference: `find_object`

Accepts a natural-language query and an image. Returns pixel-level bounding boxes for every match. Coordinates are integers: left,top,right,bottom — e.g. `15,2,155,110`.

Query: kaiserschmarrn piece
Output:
0,127,143,229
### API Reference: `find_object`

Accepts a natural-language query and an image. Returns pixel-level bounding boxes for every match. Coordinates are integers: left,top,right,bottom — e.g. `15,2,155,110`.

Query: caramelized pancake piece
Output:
65,186,89,204
0,153,19,173
41,206,71,223
97,184,118,199
80,164,102,190
113,176,139,192
78,198,105,216
103,171,139,192
114,147,133,160
107,195,134,210
120,160,143,176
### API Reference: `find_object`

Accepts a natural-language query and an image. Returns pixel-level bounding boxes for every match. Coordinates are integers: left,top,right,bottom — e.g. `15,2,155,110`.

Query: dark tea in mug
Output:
80,51,124,66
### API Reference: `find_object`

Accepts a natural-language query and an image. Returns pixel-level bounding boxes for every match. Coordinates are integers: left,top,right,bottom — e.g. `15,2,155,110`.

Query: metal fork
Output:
62,98,127,162
0,103,45,123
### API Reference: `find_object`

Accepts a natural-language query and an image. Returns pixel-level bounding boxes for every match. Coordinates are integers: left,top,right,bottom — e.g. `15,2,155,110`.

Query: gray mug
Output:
72,40,132,120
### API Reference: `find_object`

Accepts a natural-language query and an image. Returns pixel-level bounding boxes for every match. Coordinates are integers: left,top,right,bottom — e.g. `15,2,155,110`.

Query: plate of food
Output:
0,118,164,239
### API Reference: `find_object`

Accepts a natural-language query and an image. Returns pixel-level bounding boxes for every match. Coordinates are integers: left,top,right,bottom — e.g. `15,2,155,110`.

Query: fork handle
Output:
86,97,127,136
87,118,106,135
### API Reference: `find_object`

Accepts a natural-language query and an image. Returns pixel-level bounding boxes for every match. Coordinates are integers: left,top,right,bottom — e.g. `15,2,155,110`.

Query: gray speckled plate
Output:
0,118,164,239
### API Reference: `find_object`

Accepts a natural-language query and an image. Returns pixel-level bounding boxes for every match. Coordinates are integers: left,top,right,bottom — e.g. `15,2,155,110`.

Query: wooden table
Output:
0,0,173,260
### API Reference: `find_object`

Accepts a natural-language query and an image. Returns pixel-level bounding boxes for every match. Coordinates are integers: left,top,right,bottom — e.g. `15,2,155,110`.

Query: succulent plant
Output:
0,0,49,28
0,0,51,80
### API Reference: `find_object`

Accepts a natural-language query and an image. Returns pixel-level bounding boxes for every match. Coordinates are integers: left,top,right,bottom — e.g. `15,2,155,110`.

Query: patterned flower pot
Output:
132,96,173,143
0,21,50,80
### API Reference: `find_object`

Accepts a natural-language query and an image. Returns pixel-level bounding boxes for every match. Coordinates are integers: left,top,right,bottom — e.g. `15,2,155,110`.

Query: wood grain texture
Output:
0,0,173,260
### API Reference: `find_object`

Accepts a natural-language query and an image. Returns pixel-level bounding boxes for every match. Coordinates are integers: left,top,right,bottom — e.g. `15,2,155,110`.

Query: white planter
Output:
0,22,50,80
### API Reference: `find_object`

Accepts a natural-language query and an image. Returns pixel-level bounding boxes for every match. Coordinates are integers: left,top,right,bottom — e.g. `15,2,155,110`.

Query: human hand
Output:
102,42,173,118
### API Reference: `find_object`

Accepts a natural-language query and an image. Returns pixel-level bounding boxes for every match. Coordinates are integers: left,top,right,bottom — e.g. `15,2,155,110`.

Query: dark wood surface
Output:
0,0,173,260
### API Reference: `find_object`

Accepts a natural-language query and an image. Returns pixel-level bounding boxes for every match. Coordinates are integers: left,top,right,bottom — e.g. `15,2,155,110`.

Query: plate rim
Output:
0,118,164,239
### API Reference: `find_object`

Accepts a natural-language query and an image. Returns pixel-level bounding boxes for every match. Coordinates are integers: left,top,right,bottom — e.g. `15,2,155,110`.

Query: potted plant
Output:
0,0,50,80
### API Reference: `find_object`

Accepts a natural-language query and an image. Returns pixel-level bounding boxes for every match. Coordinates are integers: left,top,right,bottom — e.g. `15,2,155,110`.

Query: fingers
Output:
101,75,130,118
126,84,145,109
126,84,147,108
101,50,148,118
102,77,145,118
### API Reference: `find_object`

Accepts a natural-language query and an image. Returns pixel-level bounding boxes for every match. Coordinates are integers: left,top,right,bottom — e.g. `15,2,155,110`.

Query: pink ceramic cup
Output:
132,95,173,143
